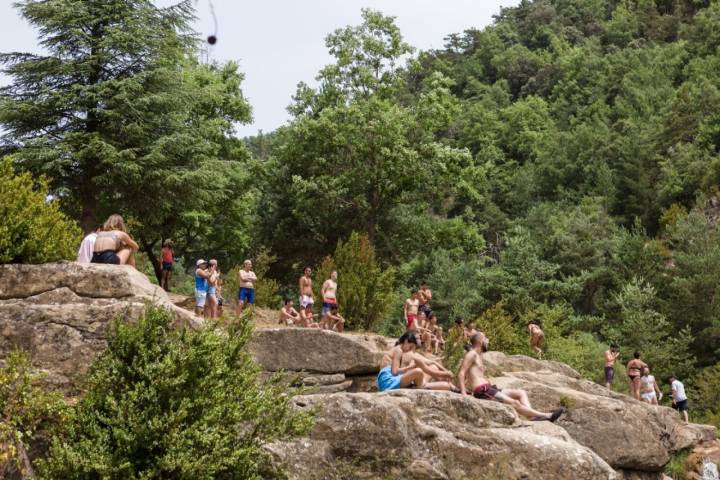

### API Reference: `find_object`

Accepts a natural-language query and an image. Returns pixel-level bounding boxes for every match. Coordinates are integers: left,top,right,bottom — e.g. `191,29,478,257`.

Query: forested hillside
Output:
247,1,720,423
2,0,720,430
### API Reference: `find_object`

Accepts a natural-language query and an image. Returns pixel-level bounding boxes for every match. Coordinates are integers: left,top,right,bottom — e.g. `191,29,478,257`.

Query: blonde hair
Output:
103,214,126,232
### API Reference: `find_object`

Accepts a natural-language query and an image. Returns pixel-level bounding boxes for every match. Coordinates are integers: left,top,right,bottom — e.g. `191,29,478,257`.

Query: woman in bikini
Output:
528,320,545,358
91,214,138,266
206,260,220,318
626,352,648,401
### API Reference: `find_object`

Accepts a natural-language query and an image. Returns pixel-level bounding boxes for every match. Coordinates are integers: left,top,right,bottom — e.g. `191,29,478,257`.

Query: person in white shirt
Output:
639,367,662,405
670,375,689,424
77,229,98,264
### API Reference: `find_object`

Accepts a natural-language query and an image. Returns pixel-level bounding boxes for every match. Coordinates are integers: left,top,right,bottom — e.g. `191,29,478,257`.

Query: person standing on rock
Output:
670,375,689,424
639,366,662,405
418,280,432,317
321,271,338,317
91,214,139,266
626,352,648,401
604,344,620,390
159,240,174,291
459,334,564,422
527,320,544,358
206,259,220,318
299,266,314,309
194,259,212,317
237,259,257,315
377,332,438,392
404,289,420,330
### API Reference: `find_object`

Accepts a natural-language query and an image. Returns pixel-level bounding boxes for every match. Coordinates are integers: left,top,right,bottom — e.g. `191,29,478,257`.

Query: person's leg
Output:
495,392,549,419
503,388,533,409
166,269,172,291
683,410,688,424
399,368,425,388
650,395,658,405
423,381,456,391
633,378,642,400
117,248,133,265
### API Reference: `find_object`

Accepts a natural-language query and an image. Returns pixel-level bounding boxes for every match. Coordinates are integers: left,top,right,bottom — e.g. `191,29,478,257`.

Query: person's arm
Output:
403,300,409,320
250,271,257,283
654,379,662,399
458,352,473,395
321,280,329,297
120,232,139,252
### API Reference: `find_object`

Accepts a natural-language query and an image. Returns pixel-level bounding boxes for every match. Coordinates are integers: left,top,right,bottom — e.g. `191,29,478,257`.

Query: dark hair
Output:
411,288,418,294
304,266,312,272
396,332,418,346
528,319,541,326
420,280,428,286
669,374,677,381
283,297,293,305
633,351,641,359
610,343,619,349
330,305,338,312
454,318,463,325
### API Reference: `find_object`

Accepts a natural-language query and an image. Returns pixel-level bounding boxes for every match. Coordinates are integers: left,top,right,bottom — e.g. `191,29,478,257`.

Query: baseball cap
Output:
196,259,207,266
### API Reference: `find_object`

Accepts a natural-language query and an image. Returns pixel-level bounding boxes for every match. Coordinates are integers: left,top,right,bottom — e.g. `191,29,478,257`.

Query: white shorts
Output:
300,295,314,308
195,290,207,308
641,391,656,402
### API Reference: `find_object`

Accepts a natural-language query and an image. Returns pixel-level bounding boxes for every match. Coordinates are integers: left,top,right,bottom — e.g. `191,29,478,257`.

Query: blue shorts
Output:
377,366,403,392
207,286,217,297
238,287,255,304
195,289,207,308
162,262,173,272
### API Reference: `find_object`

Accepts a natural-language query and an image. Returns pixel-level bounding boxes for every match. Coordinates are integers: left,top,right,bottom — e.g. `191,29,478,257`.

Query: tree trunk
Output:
141,238,162,284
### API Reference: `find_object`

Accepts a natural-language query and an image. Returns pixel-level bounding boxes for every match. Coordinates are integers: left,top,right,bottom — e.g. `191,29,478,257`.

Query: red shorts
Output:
473,384,501,400
406,314,417,328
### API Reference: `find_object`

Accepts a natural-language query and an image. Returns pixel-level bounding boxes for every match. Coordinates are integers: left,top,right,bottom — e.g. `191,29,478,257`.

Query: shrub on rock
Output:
38,305,313,479
0,158,81,264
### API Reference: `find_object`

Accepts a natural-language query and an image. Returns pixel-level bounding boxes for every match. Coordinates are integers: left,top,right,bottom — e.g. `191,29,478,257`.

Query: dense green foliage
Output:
0,158,81,263
38,306,312,479
0,0,255,282
0,350,67,479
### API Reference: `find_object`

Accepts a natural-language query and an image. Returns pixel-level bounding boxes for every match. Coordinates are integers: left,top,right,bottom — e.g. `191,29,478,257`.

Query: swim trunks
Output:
91,250,120,265
419,304,432,316
322,297,337,316
195,290,207,308
239,287,255,304
299,294,314,308
406,314,417,329
641,391,656,402
604,366,615,384
673,399,689,412
162,261,173,272
473,384,501,400
377,366,403,392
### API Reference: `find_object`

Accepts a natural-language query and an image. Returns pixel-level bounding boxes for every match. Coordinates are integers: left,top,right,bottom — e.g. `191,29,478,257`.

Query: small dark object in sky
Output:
207,35,217,45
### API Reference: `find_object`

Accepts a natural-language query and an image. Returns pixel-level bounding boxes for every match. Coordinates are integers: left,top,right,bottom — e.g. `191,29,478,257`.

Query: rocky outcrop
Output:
0,262,199,390
249,328,392,375
266,390,620,480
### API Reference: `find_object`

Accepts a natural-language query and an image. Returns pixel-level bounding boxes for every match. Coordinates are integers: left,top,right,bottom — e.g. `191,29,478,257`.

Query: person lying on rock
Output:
319,305,345,332
459,333,564,422
400,336,458,392
278,298,299,326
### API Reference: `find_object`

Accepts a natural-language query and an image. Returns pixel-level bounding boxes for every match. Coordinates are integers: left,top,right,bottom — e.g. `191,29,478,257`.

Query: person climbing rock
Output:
527,320,544,358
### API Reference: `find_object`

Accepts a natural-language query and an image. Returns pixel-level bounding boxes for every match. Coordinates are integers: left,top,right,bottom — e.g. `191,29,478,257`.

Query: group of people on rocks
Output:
604,345,689,423
277,267,346,332
403,282,446,355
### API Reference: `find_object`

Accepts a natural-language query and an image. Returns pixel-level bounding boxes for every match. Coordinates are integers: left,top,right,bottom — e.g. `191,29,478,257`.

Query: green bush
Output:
314,232,395,331
442,324,467,375
0,158,81,264
0,350,66,479
474,302,526,355
38,305,313,479
690,362,720,429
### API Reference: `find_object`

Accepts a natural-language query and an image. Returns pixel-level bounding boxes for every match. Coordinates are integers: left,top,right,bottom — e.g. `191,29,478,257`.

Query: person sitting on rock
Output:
377,332,427,392
428,312,445,355
459,333,564,422
298,304,320,328
278,298,299,326
626,352,648,401
400,337,458,392
414,310,433,351
639,366,662,405
91,214,138,266
320,304,345,332
527,320,544,358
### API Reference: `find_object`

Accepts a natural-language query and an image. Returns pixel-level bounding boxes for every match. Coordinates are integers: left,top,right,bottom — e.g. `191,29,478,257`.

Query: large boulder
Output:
249,328,392,375
0,262,199,390
266,390,619,480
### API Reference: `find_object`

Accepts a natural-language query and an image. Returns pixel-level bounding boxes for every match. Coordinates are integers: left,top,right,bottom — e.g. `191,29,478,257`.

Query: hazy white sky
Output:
0,0,519,136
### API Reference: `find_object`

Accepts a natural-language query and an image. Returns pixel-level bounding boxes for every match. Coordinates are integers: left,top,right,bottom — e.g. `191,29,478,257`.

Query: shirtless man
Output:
626,352,648,401
528,320,544,358
639,366,662,405
321,271,338,316
278,298,299,326
377,332,428,392
418,280,432,316
320,305,346,332
604,344,620,389
236,260,257,315
404,290,420,330
299,267,314,308
459,334,564,422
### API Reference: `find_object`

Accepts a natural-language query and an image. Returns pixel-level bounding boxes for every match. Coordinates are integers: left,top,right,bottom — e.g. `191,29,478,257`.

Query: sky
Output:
0,0,520,137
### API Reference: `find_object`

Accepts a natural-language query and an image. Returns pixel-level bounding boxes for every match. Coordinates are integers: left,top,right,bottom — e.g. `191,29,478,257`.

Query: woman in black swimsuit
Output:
91,214,139,266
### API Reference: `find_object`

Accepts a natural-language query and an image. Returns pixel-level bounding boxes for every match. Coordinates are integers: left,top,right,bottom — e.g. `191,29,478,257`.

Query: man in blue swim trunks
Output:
236,259,257,315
